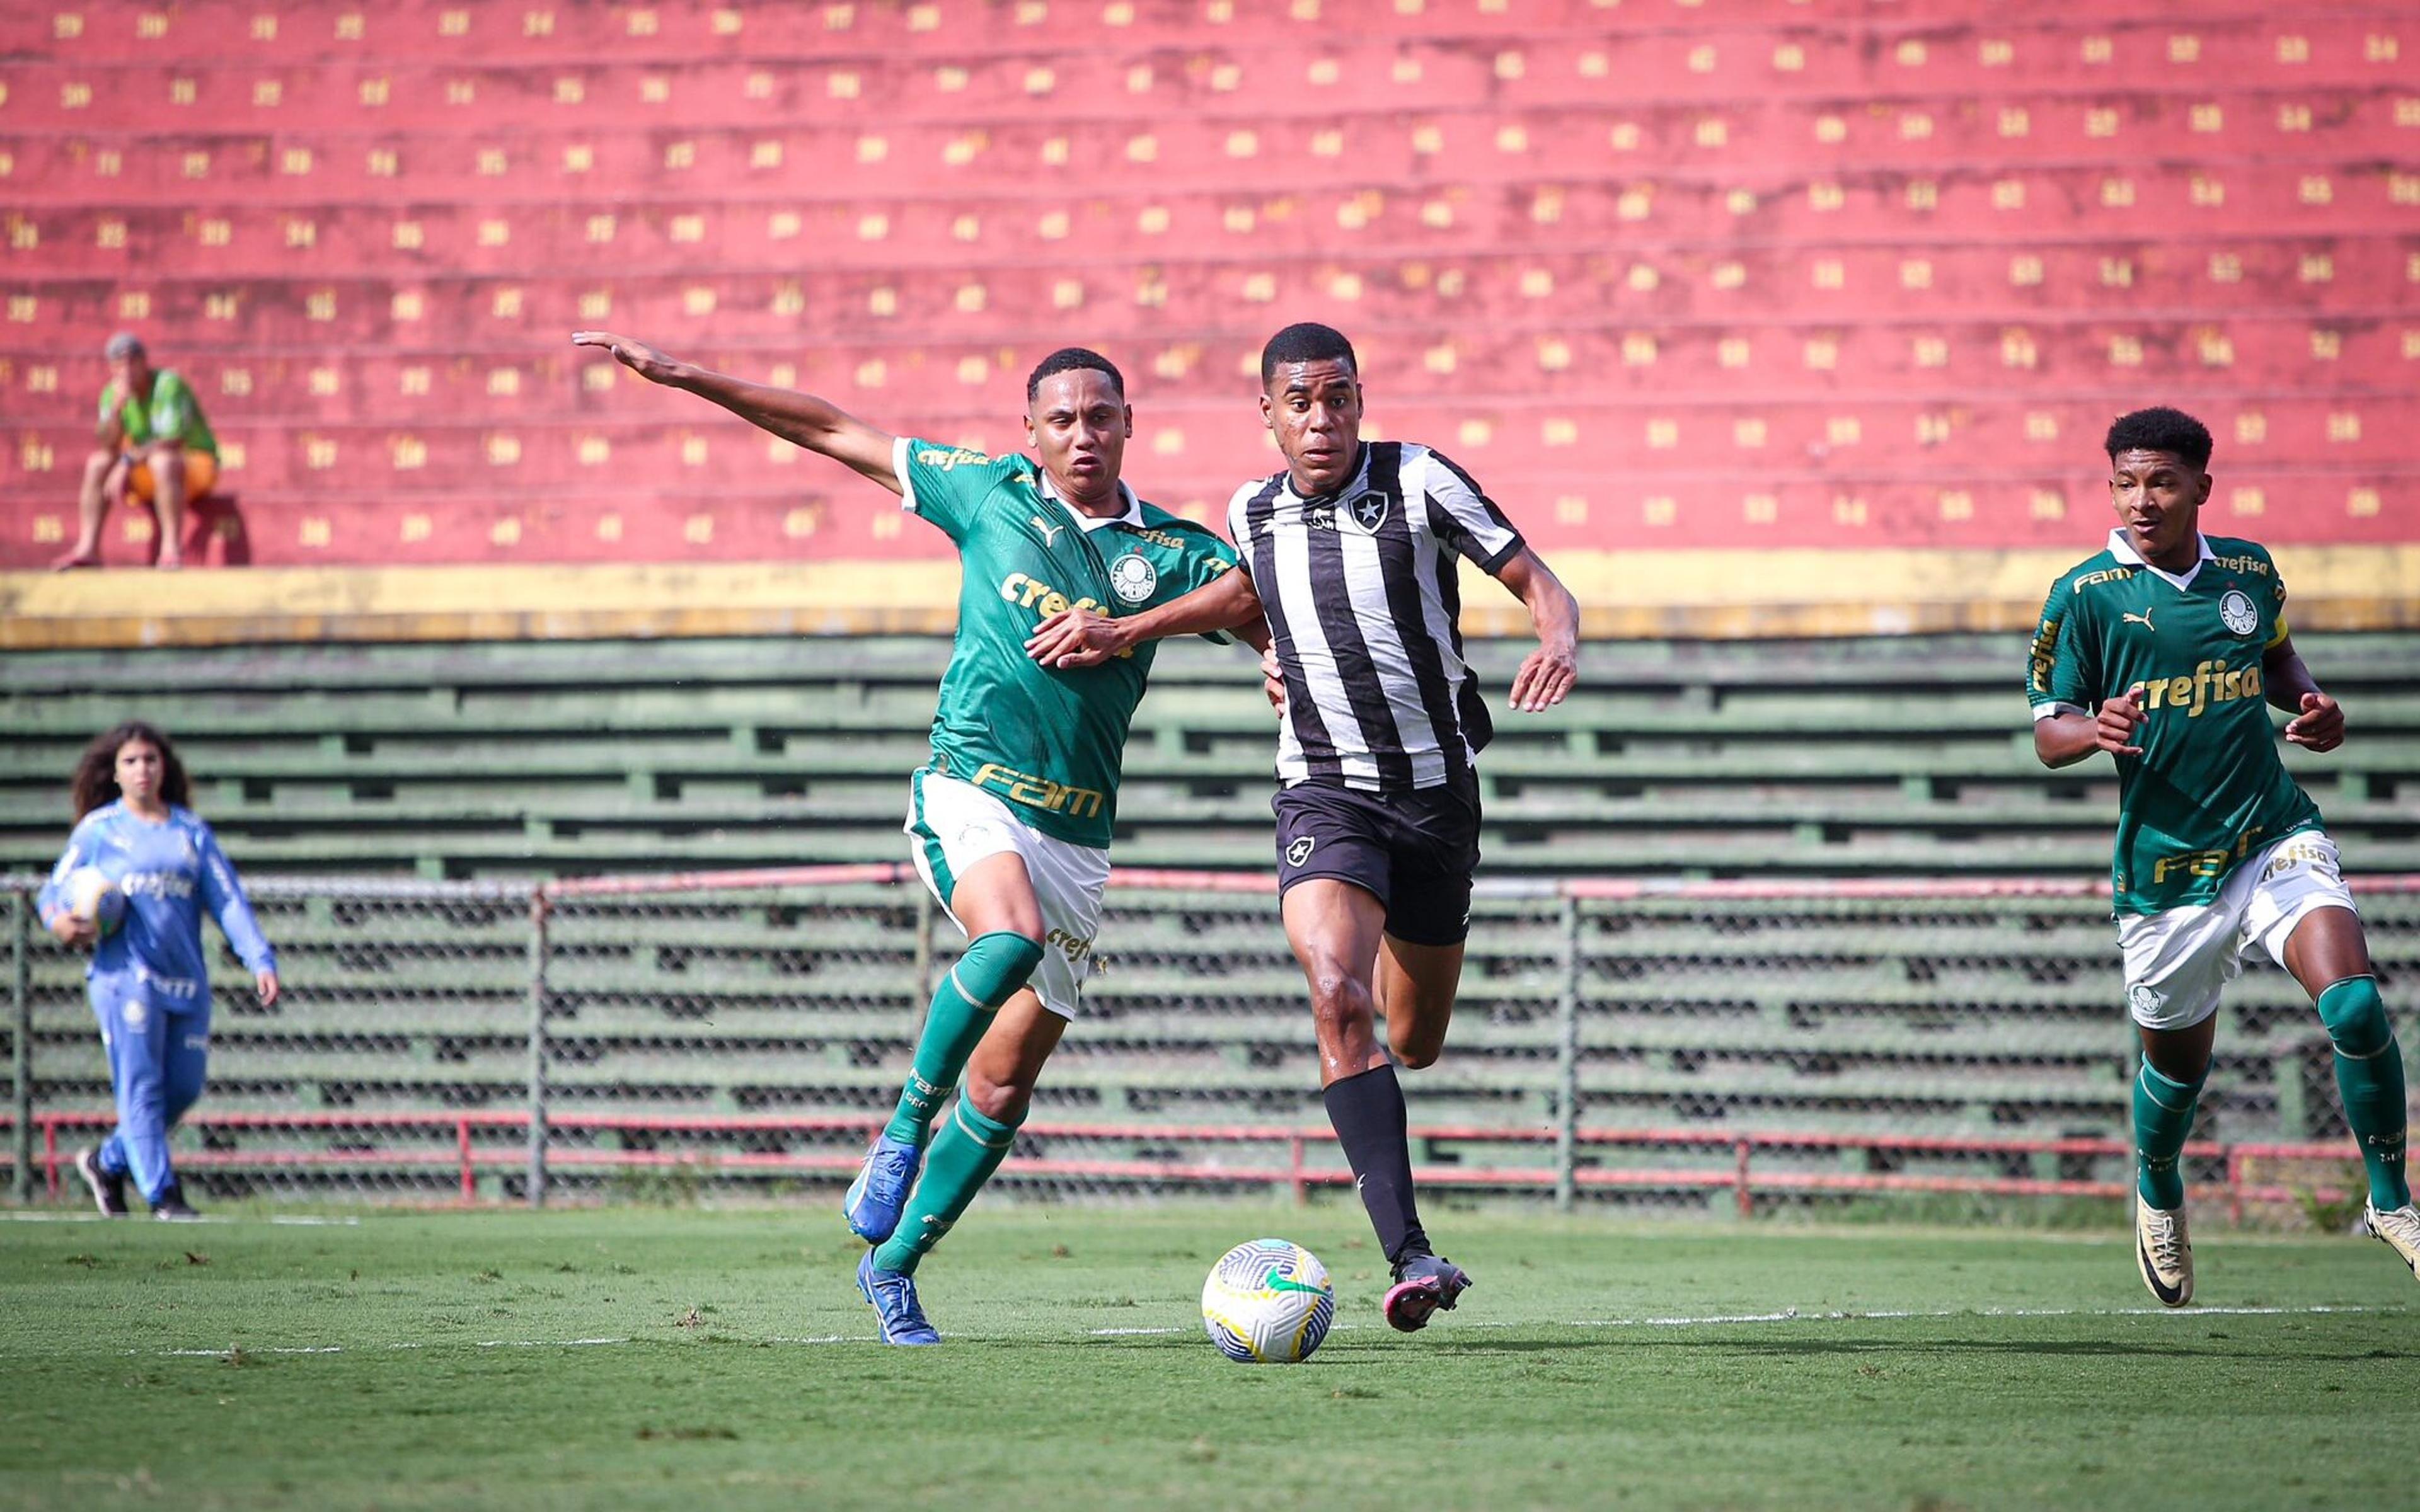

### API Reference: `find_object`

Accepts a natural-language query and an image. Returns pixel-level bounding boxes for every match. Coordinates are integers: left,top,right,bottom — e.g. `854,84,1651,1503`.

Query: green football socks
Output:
2318,976,2410,1210
882,931,1044,1149
872,1101,1022,1276
2133,1059,2205,1211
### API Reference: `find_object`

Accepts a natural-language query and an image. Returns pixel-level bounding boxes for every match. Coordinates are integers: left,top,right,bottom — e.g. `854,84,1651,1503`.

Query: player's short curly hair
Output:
2104,407,2213,471
1260,323,1357,386
1025,347,1124,404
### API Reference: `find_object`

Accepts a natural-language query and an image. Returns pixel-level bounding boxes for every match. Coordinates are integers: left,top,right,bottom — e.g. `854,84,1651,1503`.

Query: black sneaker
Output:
1382,1253,1473,1332
151,1183,202,1222
75,1145,129,1217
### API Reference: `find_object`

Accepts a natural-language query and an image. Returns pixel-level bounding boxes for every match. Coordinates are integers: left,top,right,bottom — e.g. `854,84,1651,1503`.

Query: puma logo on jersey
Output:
1030,516,1065,546
2123,608,2155,631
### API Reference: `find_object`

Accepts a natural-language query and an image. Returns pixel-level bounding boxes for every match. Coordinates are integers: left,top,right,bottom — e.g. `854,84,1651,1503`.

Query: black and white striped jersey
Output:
1226,440,1526,793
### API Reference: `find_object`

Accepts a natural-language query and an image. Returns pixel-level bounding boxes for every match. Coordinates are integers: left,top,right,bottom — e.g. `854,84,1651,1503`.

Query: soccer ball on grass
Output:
1201,1239,1335,1364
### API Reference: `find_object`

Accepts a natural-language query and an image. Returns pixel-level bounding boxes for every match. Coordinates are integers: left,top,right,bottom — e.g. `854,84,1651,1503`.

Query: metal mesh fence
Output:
6,869,2412,1220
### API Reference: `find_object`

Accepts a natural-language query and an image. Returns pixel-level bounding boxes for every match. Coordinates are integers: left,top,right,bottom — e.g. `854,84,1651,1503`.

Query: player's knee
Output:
1392,1038,1441,1072
2318,975,2392,1059
117,1077,166,1123
83,448,115,478
959,930,1046,1005
1308,966,1373,1031
964,1066,1034,1124
165,1067,207,1121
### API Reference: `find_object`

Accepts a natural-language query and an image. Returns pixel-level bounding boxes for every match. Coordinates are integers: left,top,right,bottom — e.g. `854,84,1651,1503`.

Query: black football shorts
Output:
1270,774,1482,946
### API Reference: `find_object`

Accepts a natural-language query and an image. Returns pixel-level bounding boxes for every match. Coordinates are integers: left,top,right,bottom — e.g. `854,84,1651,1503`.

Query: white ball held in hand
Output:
66,866,126,936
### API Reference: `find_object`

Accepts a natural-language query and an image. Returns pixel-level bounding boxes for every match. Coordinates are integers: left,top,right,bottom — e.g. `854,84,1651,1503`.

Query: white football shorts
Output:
2117,830,2358,1031
904,769,1110,1021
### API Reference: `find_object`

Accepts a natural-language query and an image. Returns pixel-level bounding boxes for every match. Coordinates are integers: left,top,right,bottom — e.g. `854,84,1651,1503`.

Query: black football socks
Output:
1323,1063,1431,1266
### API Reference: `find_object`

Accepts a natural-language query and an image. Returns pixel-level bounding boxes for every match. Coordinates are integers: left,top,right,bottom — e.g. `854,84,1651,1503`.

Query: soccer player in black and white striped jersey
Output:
1028,323,1579,1331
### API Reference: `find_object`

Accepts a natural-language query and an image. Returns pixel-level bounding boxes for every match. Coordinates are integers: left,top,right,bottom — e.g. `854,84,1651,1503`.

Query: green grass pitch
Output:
3,1206,2416,1511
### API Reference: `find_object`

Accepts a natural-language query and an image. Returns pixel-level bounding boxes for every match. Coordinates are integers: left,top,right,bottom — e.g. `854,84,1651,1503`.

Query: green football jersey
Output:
98,369,217,456
2027,530,2321,915
895,437,1240,850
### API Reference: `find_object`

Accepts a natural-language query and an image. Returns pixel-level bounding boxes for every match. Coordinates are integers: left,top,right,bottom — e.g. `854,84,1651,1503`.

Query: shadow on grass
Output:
1412,1335,2407,1363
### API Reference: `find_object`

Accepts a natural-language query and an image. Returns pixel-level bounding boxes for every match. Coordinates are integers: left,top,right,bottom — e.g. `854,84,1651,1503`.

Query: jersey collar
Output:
2106,528,2215,590
1037,469,1144,533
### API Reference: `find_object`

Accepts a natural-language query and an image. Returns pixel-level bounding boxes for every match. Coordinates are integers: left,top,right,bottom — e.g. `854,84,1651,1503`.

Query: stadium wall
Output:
5,1,2417,646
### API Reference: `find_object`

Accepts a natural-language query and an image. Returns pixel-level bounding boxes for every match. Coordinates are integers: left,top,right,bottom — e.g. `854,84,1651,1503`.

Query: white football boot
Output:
2365,1201,2420,1281
2135,1193,2193,1307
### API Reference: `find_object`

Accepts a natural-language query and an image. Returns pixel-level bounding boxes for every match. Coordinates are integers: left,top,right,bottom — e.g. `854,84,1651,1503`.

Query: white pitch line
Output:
4,1211,360,1226
1088,1303,2411,1338
120,1302,2410,1361
159,1346,348,1357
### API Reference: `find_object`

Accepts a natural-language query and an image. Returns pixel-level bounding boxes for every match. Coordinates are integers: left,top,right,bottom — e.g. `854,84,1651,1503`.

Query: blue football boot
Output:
857,1252,942,1346
843,1134,923,1243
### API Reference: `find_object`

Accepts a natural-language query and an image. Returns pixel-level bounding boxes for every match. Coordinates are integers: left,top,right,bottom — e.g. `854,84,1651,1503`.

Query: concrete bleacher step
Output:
8,631,2420,879
13,259,2415,355
15,464,2411,563
0,779,2339,836
15,392,2420,495
17,169,2413,277
11,630,2416,698
6,11,2405,113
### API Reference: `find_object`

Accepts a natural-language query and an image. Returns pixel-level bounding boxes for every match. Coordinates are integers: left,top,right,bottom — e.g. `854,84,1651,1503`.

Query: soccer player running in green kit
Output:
572,331,1259,1343
2029,406,2419,1304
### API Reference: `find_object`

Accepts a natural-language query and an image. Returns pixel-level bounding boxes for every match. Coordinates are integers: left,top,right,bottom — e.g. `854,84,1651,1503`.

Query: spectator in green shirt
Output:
57,333,220,571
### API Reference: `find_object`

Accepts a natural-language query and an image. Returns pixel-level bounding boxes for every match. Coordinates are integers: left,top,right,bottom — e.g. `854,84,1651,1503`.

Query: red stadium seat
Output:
4,3,2414,566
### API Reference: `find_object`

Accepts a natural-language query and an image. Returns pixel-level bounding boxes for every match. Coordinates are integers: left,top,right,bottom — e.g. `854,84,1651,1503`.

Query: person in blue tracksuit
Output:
38,721,278,1219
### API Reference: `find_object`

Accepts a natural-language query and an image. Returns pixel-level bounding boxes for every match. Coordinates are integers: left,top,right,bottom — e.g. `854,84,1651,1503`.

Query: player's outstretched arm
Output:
1492,547,1579,714
2263,637,2345,752
569,331,899,495
1024,570,1265,670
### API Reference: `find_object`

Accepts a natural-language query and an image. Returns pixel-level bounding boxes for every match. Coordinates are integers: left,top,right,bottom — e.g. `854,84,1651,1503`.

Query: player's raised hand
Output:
1025,607,1131,670
1260,644,1287,717
1508,640,1577,714
2095,688,2146,757
2284,690,2344,752
570,331,681,384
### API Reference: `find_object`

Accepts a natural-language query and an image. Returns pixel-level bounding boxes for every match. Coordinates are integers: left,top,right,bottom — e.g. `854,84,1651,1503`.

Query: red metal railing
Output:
11,867,2410,1213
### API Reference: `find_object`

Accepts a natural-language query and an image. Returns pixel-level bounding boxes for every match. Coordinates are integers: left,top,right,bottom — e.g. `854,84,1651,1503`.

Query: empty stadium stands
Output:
6,2,2416,567
9,631,2420,880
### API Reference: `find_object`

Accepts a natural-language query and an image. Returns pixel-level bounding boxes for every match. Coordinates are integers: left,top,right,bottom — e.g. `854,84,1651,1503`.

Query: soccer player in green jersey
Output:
57,333,221,571
2030,406,2418,1304
572,330,1258,1343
